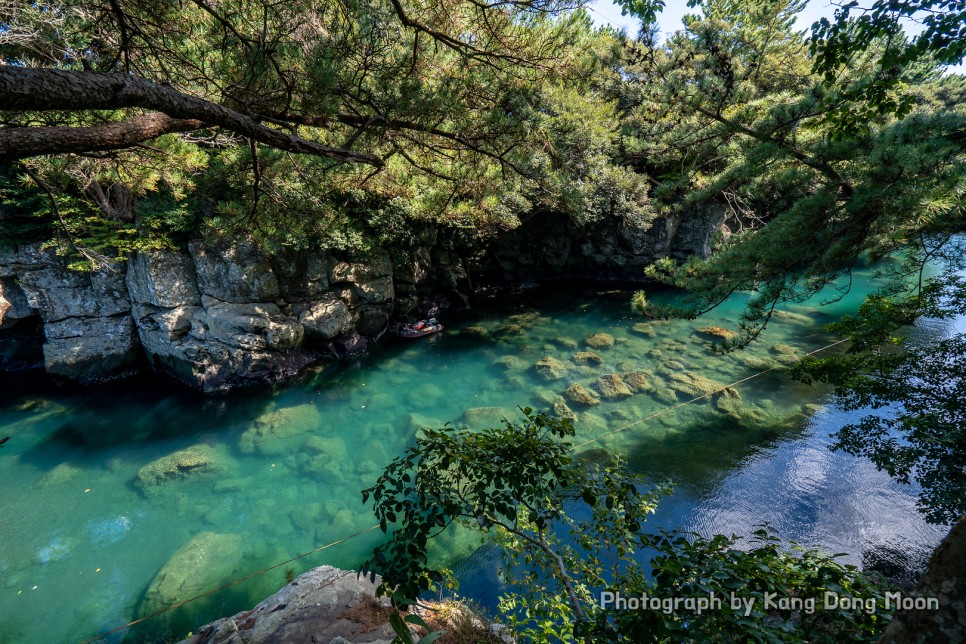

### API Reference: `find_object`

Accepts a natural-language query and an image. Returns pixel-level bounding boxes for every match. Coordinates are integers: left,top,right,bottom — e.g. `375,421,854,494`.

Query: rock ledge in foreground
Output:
181,566,395,644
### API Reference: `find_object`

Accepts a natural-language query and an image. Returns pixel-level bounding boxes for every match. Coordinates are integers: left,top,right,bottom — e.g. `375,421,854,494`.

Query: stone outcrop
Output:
880,517,966,644
484,204,726,284
0,201,728,390
182,566,397,644
0,245,136,382
0,240,410,390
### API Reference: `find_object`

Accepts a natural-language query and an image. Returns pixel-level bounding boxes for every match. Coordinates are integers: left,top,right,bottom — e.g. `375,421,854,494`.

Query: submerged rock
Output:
463,325,490,338
772,309,815,326
462,406,510,428
571,351,604,366
550,336,579,350
736,354,778,371
770,343,801,365
553,399,577,420
565,383,600,406
594,374,634,400
667,372,729,398
652,384,678,405
584,333,615,349
404,383,445,408
135,445,220,493
404,413,445,434
631,322,656,337
493,356,530,371
534,356,569,381
238,404,322,455
298,437,348,481
621,371,653,393
36,462,84,488
713,387,743,416
579,412,609,434
695,326,737,341
141,531,244,624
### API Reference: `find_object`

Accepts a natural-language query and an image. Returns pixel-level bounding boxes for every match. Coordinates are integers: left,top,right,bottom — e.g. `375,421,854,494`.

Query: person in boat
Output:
398,317,443,337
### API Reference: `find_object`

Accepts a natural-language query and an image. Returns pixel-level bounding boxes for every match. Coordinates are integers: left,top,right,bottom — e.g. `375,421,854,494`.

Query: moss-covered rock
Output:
298,437,348,481
553,399,577,420
656,359,691,377
584,333,615,348
135,445,220,493
621,371,653,393
695,326,738,341
631,322,656,337
770,344,801,365
594,374,634,400
462,326,490,337
667,372,728,398
736,354,779,371
713,387,743,416
534,356,569,381
565,383,600,406
652,384,678,405
571,351,604,366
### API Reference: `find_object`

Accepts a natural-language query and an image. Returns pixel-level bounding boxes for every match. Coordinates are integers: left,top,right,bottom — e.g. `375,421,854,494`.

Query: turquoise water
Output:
0,268,949,643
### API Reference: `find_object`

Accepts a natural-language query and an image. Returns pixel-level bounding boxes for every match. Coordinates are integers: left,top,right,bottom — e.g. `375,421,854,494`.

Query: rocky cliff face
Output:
0,205,725,390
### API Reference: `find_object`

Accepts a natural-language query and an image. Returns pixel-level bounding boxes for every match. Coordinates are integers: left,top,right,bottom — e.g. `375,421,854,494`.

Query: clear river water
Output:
0,265,952,643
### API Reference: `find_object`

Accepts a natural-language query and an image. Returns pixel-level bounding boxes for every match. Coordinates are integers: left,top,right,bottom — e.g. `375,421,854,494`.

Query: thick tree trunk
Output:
0,67,381,165
0,113,202,160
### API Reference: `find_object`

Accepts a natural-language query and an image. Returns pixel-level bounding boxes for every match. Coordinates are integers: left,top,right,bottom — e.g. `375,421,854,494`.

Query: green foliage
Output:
2,0,650,263
597,527,893,642
362,408,583,602
364,408,894,642
623,0,965,348
630,290,649,315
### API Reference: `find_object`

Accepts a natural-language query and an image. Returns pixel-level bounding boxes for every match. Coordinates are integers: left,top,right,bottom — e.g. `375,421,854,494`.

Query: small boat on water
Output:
397,318,444,339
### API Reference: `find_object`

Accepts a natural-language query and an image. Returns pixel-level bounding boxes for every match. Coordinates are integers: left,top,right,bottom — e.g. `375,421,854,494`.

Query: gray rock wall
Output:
0,245,136,382
0,204,726,389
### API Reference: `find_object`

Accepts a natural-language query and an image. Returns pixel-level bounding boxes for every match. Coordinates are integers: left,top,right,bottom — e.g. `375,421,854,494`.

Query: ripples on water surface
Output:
0,269,951,642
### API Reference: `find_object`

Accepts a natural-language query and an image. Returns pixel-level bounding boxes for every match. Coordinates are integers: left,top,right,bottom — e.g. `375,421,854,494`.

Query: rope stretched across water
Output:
80,337,849,642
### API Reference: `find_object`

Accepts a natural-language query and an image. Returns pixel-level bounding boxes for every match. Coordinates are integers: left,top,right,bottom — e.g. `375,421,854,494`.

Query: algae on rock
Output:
239,404,323,455
565,383,600,406
140,531,244,627
584,333,615,348
534,356,569,381
571,351,604,366
135,445,220,494
594,374,634,400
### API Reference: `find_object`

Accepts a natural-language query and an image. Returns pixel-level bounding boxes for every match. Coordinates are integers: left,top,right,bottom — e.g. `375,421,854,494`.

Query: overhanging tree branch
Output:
0,67,382,165
0,113,202,160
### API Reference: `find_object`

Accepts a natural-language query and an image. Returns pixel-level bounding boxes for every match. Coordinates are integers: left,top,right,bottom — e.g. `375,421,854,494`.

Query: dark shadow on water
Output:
619,409,813,500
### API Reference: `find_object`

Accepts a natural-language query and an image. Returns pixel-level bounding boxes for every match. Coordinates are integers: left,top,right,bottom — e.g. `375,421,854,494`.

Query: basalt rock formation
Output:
0,205,726,390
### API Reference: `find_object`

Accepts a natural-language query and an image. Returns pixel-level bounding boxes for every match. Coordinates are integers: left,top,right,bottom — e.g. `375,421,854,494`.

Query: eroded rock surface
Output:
181,566,396,644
